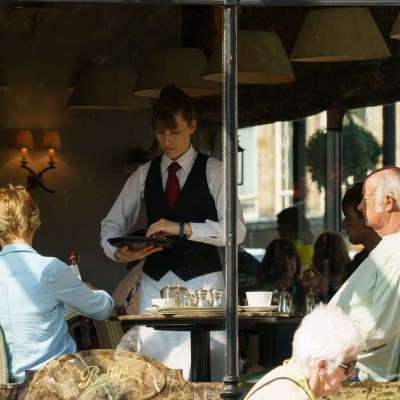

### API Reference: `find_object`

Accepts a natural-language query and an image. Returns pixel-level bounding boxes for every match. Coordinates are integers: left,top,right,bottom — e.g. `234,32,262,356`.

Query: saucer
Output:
241,306,279,312
144,307,160,314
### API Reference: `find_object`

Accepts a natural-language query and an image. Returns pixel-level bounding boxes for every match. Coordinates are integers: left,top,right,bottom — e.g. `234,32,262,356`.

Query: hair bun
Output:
159,84,185,98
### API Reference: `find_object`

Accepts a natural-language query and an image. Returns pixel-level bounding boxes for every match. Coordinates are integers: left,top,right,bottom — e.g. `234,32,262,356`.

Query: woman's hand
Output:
147,218,190,238
114,244,162,262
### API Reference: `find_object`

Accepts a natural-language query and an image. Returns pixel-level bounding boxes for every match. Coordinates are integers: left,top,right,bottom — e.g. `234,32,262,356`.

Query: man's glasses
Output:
339,360,357,376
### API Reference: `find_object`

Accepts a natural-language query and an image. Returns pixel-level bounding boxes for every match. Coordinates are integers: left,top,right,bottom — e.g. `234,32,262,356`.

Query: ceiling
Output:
1,2,400,130
195,6,400,127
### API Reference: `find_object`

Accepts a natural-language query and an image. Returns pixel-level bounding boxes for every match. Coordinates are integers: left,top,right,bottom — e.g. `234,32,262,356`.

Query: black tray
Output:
108,236,176,250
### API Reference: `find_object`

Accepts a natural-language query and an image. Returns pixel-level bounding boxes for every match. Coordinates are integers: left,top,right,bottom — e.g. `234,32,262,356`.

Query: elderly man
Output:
330,167,400,382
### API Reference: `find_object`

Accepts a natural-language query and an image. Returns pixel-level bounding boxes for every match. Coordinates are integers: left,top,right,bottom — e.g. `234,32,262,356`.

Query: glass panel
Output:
242,105,384,264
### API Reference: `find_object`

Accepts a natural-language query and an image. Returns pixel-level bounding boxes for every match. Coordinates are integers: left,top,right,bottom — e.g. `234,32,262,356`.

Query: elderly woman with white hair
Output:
245,304,363,400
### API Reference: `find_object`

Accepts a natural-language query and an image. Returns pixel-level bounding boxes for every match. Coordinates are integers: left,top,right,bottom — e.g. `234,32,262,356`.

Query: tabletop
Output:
112,310,304,325
110,310,304,382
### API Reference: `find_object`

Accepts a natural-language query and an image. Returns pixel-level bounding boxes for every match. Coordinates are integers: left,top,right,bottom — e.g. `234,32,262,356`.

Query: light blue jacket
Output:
0,243,114,383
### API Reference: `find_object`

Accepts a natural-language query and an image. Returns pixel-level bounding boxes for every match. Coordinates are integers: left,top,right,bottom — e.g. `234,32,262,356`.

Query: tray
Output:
108,236,176,250
158,306,227,315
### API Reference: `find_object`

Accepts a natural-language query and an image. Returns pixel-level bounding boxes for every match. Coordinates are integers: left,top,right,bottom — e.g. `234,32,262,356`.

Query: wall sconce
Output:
15,130,61,193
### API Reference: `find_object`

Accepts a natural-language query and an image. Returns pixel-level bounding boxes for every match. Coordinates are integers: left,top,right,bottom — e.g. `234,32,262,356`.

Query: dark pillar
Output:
383,104,396,166
325,108,345,232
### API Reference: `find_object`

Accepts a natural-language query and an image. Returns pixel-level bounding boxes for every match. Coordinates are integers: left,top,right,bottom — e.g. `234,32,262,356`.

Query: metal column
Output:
220,3,240,399
383,104,396,166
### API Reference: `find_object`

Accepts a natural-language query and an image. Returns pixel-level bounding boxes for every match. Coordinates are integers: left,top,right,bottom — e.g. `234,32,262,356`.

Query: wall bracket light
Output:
15,130,61,193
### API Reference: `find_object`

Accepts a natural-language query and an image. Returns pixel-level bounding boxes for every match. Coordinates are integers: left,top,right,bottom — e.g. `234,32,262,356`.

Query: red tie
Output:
165,162,181,209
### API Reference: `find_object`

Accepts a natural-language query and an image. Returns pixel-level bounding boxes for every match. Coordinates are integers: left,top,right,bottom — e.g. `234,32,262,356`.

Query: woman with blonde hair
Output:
0,185,113,383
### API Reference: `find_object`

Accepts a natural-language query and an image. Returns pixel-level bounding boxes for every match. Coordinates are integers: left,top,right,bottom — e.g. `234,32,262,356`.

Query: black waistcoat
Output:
143,152,222,281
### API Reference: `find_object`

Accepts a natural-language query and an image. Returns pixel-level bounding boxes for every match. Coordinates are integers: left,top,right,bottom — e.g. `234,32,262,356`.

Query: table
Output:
110,311,303,382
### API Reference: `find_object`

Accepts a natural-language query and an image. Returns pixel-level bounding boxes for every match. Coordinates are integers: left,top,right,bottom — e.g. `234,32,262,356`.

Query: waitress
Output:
101,84,246,381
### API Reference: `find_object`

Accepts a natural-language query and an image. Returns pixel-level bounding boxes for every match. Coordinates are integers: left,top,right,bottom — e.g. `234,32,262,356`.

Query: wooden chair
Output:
66,250,125,350
92,308,125,349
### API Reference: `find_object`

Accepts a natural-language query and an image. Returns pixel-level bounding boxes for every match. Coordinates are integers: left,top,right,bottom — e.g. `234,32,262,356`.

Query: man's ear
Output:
384,194,398,212
316,359,329,377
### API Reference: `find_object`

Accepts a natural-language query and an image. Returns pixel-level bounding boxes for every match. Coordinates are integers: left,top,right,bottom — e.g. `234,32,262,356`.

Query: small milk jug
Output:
210,286,223,307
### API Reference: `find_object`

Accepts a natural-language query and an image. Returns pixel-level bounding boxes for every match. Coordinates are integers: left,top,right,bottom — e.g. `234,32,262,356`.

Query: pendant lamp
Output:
203,30,295,85
390,13,400,40
67,66,150,110
290,8,391,62
133,47,221,98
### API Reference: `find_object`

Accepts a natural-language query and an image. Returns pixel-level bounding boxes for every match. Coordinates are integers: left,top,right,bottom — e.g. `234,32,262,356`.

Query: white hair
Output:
371,169,400,213
291,304,364,375
116,326,139,353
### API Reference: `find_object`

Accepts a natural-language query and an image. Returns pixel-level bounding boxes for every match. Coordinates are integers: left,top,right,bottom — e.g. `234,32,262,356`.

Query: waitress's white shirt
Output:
100,145,246,260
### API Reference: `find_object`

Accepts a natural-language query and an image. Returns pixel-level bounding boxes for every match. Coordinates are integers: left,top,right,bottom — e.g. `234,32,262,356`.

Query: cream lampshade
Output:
133,47,221,98
390,12,400,40
203,30,295,84
290,8,391,62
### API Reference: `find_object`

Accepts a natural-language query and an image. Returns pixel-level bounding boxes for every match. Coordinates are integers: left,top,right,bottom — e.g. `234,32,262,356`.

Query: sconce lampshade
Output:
67,66,151,109
389,13,400,40
133,48,221,98
15,130,34,149
290,8,391,62
203,30,295,84
42,131,61,150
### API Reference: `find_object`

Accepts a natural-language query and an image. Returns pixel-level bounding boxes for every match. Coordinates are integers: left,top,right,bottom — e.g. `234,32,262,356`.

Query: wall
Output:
0,3,181,292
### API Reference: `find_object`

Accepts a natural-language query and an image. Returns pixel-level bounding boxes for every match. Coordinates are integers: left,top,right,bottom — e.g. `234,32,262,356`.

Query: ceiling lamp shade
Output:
203,31,295,85
133,48,221,98
67,66,151,109
290,8,391,62
390,13,400,40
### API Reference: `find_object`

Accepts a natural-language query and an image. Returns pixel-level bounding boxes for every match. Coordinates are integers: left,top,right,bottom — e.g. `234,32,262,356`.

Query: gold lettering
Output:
78,365,133,391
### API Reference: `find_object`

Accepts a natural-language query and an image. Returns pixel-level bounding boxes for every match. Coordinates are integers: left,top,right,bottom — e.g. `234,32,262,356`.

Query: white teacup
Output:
151,298,175,308
246,291,273,307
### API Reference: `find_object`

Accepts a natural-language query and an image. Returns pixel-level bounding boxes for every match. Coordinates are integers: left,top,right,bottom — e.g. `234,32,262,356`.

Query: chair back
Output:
22,349,190,399
0,325,8,384
21,349,224,399
92,308,125,349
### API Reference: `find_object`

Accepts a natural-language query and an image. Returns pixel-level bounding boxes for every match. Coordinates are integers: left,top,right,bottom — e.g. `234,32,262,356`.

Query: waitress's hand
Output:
114,244,162,262
146,218,192,238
